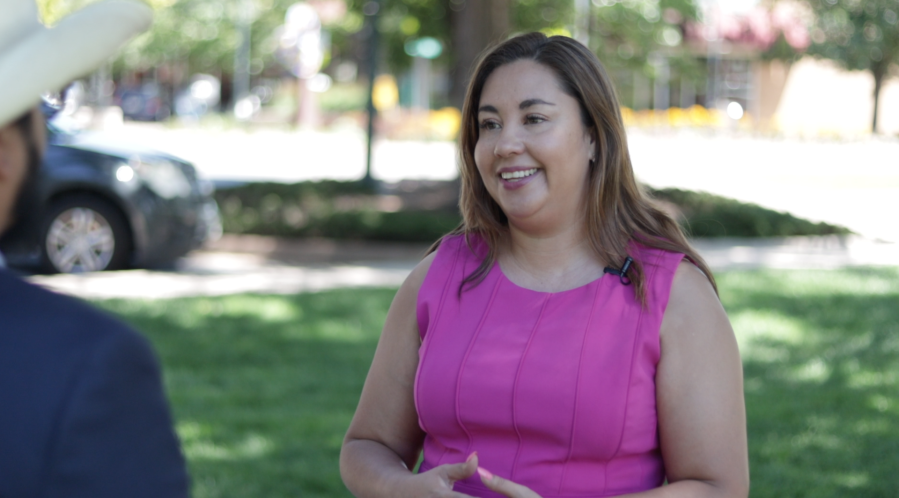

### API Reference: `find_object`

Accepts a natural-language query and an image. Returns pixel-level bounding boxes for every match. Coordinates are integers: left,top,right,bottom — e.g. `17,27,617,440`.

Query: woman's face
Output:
474,59,594,233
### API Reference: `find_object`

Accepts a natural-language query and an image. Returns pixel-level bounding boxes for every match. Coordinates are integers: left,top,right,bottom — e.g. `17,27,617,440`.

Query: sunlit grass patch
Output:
95,289,395,498
721,267,899,497
729,309,807,360
178,421,274,461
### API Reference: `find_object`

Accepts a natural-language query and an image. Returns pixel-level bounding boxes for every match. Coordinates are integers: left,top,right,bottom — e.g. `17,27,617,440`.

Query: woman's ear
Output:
585,126,597,161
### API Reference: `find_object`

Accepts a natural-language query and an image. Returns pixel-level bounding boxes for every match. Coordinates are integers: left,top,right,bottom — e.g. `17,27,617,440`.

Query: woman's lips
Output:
498,167,540,189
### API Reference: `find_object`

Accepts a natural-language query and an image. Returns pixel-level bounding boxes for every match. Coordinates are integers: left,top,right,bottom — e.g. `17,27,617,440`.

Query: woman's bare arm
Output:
633,261,749,497
340,252,477,498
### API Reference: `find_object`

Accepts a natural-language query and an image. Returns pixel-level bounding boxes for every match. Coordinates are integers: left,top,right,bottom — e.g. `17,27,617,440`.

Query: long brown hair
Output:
433,32,716,303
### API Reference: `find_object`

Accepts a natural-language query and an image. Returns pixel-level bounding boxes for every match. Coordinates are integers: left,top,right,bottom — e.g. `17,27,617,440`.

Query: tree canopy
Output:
37,0,707,112
804,0,899,132
591,0,699,72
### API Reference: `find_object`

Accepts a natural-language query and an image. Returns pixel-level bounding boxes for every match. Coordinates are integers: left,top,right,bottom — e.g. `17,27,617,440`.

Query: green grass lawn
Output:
92,267,899,498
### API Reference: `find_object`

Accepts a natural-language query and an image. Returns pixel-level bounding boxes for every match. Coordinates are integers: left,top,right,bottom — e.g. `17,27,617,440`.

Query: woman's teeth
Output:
500,168,538,181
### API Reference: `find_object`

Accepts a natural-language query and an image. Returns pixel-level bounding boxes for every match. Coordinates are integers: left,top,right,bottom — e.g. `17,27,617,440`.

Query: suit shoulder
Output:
0,270,147,353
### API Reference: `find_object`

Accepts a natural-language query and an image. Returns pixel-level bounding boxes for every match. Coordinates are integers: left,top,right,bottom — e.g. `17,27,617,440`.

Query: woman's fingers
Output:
478,467,542,498
440,452,478,484
403,464,477,498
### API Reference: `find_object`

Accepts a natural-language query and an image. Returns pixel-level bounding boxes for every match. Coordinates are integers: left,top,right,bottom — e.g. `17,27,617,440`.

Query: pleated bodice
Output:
415,234,684,497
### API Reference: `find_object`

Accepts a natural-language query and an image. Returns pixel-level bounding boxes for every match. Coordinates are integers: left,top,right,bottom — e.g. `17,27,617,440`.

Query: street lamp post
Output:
233,0,252,115
574,0,590,47
404,37,443,111
363,0,381,188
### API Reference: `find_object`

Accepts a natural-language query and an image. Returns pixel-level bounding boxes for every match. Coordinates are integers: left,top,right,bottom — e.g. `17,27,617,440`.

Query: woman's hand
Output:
402,453,480,498
475,460,543,498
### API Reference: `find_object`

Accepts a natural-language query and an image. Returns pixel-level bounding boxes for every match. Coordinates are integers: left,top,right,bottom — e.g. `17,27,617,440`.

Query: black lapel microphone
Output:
603,256,634,286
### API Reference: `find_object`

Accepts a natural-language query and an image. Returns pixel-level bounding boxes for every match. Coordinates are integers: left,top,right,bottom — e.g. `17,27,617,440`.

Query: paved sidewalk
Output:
25,234,899,300
692,235,899,270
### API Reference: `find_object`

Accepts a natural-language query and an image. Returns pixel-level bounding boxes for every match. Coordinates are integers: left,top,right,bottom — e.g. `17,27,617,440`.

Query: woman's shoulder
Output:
402,232,477,298
428,232,489,270
439,232,488,254
661,260,726,341
629,242,687,294
403,250,438,297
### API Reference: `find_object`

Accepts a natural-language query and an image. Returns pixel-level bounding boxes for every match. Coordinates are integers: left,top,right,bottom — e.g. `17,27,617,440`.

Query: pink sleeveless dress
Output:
415,234,684,498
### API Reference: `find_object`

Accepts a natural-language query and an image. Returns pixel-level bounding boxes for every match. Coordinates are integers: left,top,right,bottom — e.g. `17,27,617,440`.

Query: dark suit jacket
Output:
0,269,190,498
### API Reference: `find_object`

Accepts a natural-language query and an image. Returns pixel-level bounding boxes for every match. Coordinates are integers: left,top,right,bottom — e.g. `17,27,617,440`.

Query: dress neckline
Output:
492,258,607,295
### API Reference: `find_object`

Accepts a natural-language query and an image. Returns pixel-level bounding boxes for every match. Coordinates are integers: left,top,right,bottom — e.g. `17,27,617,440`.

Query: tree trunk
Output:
871,65,885,134
448,0,511,108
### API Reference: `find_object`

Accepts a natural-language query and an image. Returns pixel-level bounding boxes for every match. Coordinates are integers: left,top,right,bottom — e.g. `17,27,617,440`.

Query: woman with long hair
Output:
340,32,749,498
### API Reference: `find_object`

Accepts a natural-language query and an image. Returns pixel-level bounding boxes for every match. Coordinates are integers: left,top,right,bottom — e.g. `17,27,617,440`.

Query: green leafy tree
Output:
117,0,342,78
805,0,899,133
38,0,704,112
589,0,701,108
591,0,697,68
512,0,574,31
39,0,347,91
349,0,451,71
336,0,576,107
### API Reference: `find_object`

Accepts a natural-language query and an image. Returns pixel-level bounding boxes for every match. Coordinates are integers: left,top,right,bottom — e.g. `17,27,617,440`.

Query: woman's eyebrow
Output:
478,99,555,114
520,98,554,109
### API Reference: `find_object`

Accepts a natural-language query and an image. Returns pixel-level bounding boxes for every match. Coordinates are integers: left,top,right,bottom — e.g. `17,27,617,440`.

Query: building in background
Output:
623,0,898,135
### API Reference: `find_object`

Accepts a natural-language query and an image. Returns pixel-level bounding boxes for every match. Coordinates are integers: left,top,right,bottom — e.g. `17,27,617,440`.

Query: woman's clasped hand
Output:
340,32,748,498
403,452,546,498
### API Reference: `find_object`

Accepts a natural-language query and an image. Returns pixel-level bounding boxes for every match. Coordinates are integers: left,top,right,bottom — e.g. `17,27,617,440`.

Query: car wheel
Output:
41,195,131,273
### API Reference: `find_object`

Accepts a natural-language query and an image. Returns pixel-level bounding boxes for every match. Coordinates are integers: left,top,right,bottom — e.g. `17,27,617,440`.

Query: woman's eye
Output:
525,115,545,124
479,120,500,130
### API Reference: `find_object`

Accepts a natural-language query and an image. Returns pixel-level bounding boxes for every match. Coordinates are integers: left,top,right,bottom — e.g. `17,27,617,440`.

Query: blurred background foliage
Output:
33,0,756,111
34,0,897,131
42,0,328,78
212,180,851,241
590,0,699,71
36,0,704,88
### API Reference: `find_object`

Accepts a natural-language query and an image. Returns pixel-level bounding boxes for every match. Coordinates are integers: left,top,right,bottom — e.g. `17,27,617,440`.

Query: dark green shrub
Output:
648,188,851,238
310,211,461,242
213,181,851,242
214,181,461,242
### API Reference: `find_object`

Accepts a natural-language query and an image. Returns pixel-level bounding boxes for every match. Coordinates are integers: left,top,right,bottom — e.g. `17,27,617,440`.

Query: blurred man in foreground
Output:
0,1,190,496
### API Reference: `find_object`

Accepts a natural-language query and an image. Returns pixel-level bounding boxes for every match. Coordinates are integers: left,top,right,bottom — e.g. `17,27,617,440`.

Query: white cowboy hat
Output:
0,0,152,127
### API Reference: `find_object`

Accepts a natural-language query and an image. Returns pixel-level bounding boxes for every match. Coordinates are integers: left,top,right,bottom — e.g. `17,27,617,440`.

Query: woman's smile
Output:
498,167,542,189
500,168,539,180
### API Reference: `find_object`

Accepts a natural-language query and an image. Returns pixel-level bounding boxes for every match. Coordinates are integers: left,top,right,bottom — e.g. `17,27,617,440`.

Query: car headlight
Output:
115,164,135,182
128,157,193,198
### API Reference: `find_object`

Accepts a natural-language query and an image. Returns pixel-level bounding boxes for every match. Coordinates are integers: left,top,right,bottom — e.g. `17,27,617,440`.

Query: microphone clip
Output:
603,256,634,286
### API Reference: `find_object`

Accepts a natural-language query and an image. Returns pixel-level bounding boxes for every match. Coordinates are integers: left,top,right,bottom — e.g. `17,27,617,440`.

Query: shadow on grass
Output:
719,268,899,498
95,289,396,498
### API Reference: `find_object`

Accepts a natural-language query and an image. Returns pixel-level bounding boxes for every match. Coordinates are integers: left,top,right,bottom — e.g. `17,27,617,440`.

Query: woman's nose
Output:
493,126,525,157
